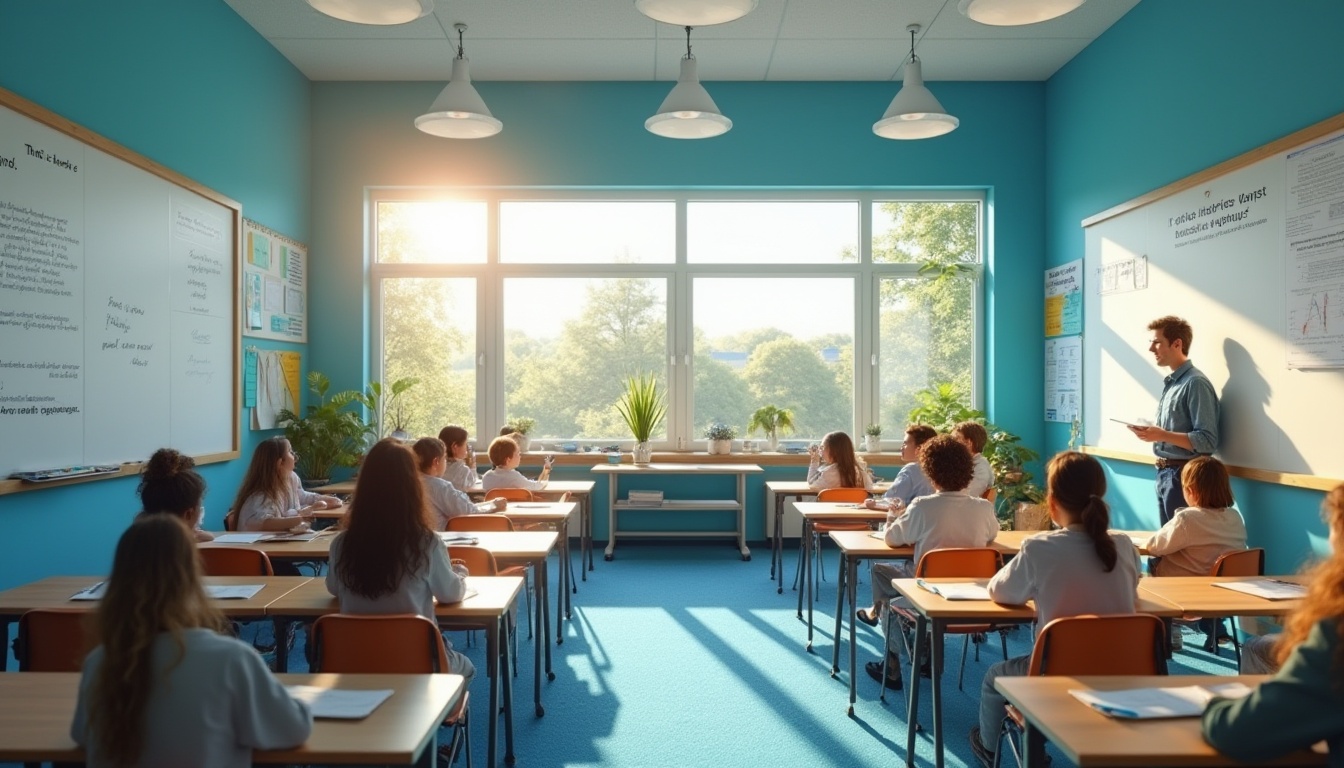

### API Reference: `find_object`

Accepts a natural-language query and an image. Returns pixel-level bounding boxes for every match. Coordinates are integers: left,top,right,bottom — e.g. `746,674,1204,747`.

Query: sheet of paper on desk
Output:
916,580,991,600
263,531,320,542
1212,579,1306,600
69,581,107,600
205,585,264,600
1069,683,1253,719
212,533,271,543
438,533,479,545
285,685,394,719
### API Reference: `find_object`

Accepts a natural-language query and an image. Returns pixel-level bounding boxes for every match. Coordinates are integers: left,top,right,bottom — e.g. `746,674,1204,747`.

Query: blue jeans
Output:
1156,466,1188,526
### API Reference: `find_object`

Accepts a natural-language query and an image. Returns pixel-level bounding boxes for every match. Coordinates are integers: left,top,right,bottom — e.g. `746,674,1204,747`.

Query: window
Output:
370,192,981,447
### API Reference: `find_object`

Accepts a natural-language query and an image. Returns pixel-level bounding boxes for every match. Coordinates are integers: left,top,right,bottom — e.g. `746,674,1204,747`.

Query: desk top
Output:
266,576,523,620
199,530,556,562
312,499,579,522
827,529,915,558
0,576,313,619
1137,575,1307,617
892,578,1183,620
796,502,888,523
0,671,463,765
994,674,1323,767
591,462,763,475
313,478,599,495
765,480,892,494
995,529,1154,556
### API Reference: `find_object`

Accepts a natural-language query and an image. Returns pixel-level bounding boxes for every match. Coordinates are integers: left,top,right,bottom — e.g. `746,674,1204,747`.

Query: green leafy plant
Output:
357,377,420,440
506,416,537,436
704,422,738,441
864,423,883,437
277,371,367,482
614,374,666,443
747,405,796,442
906,382,982,430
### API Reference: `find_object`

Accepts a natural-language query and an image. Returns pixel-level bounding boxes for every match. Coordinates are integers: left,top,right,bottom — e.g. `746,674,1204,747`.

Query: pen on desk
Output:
77,581,105,596
1095,704,1141,719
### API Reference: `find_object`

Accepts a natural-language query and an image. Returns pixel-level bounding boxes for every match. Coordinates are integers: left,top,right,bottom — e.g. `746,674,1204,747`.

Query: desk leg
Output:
831,553,846,676
603,481,617,561
1023,721,1046,768
502,614,516,766
772,492,784,592
846,558,860,717
536,556,550,716
737,474,750,561
272,618,290,673
583,494,593,577
906,614,928,768
804,519,815,650
559,518,571,637
487,617,500,768
931,618,945,768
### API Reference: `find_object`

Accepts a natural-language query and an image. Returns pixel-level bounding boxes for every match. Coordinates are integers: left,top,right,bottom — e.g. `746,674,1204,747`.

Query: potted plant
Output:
985,429,1047,530
704,422,737,455
276,371,367,487
614,374,666,465
357,377,420,442
747,405,795,452
863,423,883,453
506,417,537,452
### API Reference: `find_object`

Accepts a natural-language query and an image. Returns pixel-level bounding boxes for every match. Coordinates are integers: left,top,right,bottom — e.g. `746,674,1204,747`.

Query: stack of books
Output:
627,490,664,506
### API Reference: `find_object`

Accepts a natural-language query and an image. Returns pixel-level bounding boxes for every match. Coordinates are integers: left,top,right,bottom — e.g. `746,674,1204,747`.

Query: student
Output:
1144,456,1247,651
230,436,342,532
437,424,479,490
71,516,312,766
969,451,1141,768
1202,483,1344,760
861,435,999,689
481,435,551,493
806,431,873,490
413,437,504,530
137,448,213,542
952,421,993,498
862,424,938,513
326,438,475,680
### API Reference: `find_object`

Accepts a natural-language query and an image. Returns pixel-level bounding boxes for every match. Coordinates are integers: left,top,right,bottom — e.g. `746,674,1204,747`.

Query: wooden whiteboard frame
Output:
0,87,241,496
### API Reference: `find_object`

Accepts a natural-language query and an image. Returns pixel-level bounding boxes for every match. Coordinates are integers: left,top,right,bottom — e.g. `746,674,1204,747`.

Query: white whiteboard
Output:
1084,118,1344,479
0,88,239,477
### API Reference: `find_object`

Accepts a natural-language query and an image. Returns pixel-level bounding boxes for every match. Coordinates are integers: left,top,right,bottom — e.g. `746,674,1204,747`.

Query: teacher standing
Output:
1128,316,1220,525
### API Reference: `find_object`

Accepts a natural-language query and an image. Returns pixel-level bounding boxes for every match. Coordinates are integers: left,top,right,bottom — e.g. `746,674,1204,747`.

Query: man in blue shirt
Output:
1129,316,1220,525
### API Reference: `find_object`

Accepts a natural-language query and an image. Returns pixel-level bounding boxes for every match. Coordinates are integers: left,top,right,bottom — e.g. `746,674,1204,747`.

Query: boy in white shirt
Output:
412,438,504,529
952,421,994,499
481,435,552,493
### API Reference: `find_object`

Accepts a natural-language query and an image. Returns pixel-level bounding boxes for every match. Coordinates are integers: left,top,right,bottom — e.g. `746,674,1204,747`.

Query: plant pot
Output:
865,435,881,453
708,439,732,455
632,441,653,465
390,429,411,441
767,435,779,452
515,434,531,453
301,477,331,490
1013,502,1052,531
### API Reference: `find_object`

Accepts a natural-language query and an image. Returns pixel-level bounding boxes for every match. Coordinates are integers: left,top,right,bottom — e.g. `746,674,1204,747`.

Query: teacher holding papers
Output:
1128,316,1220,525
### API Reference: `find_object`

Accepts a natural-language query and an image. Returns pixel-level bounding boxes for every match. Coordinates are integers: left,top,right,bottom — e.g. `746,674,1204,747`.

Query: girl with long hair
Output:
806,431,873,491
71,515,310,766
1203,483,1344,761
229,436,341,532
325,438,475,680
138,448,213,541
969,451,1140,768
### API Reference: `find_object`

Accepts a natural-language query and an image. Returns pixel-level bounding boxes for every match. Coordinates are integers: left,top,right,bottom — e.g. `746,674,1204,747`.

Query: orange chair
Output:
792,487,872,592
981,487,998,504
485,488,534,503
995,613,1168,768
311,614,471,767
17,609,91,671
199,547,274,576
1210,547,1265,664
448,515,533,638
886,547,1009,693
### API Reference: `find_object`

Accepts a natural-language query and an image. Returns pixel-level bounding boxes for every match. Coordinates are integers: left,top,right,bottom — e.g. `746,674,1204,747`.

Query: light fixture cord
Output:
456,26,466,61
908,26,918,65
684,25,694,60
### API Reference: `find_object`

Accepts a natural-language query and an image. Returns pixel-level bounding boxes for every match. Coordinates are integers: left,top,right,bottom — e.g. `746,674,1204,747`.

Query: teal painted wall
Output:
1043,0,1344,572
0,0,311,589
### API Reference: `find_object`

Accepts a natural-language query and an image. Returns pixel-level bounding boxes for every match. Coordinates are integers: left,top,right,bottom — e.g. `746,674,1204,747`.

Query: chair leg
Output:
958,634,971,691
816,534,827,584
790,535,806,592
1230,617,1242,669
1000,628,1009,660
523,568,534,640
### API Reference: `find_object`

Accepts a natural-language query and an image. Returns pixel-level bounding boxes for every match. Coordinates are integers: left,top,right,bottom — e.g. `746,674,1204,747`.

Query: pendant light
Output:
634,0,757,26
415,23,502,139
646,26,732,140
958,0,1085,26
306,0,433,26
873,25,958,141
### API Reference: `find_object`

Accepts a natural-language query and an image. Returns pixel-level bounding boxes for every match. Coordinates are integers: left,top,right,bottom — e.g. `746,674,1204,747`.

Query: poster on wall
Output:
1045,335,1082,423
1045,259,1083,336
242,219,307,342
1285,131,1344,368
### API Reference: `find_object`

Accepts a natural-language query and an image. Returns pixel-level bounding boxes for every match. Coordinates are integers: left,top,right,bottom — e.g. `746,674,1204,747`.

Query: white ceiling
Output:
224,0,1140,83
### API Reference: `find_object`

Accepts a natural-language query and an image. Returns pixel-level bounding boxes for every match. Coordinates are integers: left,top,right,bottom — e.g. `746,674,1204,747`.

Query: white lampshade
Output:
646,56,732,139
306,0,433,25
958,0,1085,26
873,57,958,140
415,57,502,139
634,0,758,26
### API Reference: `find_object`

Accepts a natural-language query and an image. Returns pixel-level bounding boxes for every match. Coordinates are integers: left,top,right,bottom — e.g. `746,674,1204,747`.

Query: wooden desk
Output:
0,671,463,767
1138,575,1307,617
892,578,1184,768
497,502,577,636
0,575,312,672
994,674,1324,768
267,576,522,768
764,481,889,594
792,505,888,649
994,529,1155,556
592,463,763,561
200,530,340,561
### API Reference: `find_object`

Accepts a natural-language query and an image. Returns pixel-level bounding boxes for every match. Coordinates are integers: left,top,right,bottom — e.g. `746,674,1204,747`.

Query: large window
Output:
371,193,982,448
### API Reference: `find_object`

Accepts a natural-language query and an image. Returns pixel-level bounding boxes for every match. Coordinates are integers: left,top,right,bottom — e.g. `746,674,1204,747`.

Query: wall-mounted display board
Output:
242,218,307,342
1082,112,1344,486
0,87,240,493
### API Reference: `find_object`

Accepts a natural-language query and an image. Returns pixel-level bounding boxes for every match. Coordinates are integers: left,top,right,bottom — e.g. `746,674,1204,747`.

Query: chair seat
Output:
1006,704,1025,728
446,690,469,726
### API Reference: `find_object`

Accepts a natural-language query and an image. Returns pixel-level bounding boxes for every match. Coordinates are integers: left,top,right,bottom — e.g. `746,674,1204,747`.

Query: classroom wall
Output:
308,79,1048,538
0,0,312,589
1042,0,1344,572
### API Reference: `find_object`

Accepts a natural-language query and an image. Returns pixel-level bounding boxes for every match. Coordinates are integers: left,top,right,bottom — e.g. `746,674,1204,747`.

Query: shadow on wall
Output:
1219,338,1304,475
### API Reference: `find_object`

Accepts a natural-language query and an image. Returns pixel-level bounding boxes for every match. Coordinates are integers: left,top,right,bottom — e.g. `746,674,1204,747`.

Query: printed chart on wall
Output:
244,347,301,430
1044,260,1082,423
242,219,306,342
1045,259,1083,337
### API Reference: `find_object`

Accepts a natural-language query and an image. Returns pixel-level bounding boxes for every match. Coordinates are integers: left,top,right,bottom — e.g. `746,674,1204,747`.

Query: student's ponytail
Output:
1045,451,1117,572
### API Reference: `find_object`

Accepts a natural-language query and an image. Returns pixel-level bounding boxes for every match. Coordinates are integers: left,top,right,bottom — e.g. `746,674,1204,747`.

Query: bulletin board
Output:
242,218,307,342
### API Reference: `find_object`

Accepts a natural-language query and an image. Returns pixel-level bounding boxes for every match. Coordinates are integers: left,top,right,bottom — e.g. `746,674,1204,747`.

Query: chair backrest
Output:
1028,613,1168,676
817,487,870,503
18,609,92,672
1213,548,1265,577
981,487,998,504
311,613,449,673
223,507,238,532
914,547,1003,578
555,491,571,504
199,546,274,576
485,488,533,503
448,545,499,576
447,513,515,532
